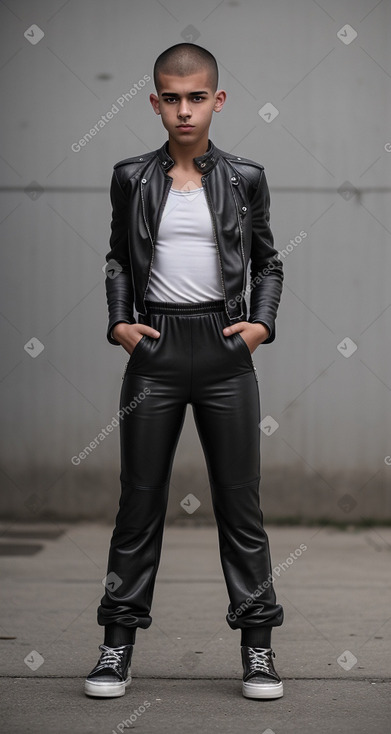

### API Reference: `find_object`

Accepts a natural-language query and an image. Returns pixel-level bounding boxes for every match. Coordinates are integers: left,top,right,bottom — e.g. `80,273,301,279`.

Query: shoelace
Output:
247,647,274,675
95,644,128,672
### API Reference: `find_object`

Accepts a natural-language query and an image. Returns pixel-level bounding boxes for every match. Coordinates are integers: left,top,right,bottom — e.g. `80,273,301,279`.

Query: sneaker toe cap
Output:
249,673,279,683
87,674,122,683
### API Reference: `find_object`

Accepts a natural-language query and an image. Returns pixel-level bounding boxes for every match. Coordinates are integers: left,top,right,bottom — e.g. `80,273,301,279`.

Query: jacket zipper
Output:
141,176,172,312
231,179,258,383
201,175,228,313
230,183,247,306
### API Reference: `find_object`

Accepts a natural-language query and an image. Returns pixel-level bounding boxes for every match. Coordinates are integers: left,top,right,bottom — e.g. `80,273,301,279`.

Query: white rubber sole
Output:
84,675,131,698
242,679,283,699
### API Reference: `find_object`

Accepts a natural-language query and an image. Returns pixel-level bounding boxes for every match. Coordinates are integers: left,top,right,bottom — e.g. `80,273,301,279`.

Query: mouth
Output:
176,125,194,130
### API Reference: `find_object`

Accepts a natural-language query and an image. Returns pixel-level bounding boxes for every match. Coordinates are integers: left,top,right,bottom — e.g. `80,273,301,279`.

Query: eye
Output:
164,96,206,103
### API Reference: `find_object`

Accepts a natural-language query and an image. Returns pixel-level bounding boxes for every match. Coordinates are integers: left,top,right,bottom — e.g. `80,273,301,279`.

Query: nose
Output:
178,99,191,119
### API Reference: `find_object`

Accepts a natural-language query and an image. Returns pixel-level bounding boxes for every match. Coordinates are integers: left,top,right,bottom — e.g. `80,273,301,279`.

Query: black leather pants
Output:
97,299,284,636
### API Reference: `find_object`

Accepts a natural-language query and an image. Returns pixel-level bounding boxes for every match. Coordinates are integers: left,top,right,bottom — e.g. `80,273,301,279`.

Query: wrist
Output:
251,321,270,342
112,322,131,340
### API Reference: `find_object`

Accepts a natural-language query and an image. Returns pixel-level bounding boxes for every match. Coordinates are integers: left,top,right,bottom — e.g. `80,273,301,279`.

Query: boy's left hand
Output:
223,322,270,354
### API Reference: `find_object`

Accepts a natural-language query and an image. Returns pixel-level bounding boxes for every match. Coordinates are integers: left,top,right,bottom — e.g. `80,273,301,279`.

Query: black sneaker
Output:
241,646,283,699
84,643,133,698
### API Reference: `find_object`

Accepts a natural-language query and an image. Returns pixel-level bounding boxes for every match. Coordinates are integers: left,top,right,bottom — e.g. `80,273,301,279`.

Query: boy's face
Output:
150,69,226,147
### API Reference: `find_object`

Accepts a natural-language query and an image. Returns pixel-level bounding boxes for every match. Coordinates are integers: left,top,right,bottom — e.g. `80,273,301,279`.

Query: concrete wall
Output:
1,0,390,522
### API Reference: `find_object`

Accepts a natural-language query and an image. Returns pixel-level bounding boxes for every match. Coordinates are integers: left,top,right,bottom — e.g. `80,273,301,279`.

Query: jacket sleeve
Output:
248,167,283,344
104,168,136,345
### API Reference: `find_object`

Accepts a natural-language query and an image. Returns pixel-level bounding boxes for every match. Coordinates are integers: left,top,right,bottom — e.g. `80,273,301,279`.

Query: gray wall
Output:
1,0,390,523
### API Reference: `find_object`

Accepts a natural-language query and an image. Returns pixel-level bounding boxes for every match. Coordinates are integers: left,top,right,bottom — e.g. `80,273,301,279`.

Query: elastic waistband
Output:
144,299,226,315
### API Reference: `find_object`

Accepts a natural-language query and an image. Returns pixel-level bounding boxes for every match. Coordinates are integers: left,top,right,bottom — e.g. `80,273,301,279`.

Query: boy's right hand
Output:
112,323,160,356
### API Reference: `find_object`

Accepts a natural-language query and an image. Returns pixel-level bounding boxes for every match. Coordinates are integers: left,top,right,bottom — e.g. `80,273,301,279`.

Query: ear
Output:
149,93,161,115
213,89,226,113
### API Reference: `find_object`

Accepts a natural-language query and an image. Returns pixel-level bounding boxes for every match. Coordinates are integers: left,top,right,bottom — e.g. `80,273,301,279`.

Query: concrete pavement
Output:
0,521,390,733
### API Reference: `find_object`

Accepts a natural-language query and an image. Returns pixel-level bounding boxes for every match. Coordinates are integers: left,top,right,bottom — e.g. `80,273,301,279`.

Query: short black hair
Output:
153,43,218,94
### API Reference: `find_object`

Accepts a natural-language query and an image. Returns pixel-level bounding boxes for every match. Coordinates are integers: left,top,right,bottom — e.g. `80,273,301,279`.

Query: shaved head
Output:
153,43,218,94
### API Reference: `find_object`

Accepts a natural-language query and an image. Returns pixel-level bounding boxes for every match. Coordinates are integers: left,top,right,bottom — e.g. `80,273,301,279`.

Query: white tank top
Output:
145,186,223,302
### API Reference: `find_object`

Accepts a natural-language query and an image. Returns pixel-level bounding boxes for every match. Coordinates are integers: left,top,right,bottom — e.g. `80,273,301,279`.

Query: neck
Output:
167,132,210,169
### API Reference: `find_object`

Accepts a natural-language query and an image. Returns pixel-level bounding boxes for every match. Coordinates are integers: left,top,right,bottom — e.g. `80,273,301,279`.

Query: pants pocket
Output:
233,331,252,358
232,331,258,381
122,335,147,378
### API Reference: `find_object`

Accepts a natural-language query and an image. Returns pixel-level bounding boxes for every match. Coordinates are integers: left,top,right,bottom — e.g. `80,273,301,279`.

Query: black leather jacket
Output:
105,137,283,345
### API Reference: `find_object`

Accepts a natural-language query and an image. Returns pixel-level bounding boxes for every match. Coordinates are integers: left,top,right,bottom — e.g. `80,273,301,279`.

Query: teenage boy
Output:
85,42,284,700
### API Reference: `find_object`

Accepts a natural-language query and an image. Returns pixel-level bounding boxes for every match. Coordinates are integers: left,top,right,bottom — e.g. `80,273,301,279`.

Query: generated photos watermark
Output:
71,387,151,465
71,75,151,152
227,544,307,622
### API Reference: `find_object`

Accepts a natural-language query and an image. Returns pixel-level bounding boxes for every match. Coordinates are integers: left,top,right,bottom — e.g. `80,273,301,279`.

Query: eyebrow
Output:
161,91,209,97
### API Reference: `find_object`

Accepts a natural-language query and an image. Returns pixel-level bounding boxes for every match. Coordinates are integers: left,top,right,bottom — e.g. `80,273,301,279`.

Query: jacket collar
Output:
157,138,218,174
